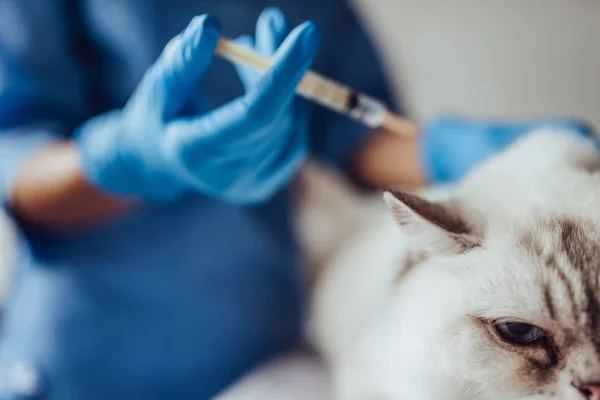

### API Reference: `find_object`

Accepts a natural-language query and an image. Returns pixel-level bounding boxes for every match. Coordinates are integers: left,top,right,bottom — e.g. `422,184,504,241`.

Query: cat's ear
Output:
383,190,480,254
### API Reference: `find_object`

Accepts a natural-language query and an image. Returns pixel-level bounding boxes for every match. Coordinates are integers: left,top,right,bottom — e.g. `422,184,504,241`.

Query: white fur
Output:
307,128,600,400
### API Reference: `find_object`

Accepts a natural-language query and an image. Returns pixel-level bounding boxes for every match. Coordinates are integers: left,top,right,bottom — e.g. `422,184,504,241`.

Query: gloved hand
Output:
421,115,595,183
234,7,311,166
75,12,321,204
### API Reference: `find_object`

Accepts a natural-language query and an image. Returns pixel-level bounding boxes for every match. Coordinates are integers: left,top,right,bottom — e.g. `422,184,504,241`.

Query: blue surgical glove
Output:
421,115,595,183
75,13,321,204
234,8,311,162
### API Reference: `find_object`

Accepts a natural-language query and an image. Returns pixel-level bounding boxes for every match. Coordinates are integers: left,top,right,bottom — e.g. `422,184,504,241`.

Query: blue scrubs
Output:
0,1,399,399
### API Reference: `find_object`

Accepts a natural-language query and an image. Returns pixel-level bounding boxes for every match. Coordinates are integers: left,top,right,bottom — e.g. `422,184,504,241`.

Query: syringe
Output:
215,38,416,137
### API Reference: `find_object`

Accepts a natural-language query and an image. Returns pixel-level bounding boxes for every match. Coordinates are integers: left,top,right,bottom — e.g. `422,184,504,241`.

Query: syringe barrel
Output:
297,72,386,128
216,37,387,128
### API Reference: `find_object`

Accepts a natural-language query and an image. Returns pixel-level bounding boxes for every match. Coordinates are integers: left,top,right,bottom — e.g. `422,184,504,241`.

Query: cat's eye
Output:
494,321,547,345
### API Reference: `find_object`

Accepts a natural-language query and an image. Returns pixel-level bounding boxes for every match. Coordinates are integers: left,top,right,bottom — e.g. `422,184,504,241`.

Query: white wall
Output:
353,0,600,127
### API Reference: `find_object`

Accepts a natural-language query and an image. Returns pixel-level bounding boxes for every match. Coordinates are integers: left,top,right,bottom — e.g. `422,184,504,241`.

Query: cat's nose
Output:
577,382,600,399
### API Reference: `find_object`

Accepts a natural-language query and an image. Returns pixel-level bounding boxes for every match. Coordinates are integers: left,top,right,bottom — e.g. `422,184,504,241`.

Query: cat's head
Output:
382,189,600,400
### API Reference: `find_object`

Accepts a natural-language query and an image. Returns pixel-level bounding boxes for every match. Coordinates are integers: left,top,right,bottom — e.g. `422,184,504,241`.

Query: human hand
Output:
75,13,321,204
421,115,595,183
233,7,312,178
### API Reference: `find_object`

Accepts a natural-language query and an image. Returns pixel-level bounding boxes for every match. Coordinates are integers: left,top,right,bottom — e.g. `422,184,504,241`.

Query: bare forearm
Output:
353,126,428,190
10,141,135,232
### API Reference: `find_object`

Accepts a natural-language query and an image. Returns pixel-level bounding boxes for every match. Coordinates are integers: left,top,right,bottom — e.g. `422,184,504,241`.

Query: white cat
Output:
308,129,600,400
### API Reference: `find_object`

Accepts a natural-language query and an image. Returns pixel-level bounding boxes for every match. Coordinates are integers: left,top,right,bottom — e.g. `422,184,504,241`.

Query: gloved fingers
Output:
168,87,300,162
208,112,298,166
243,21,321,124
138,14,221,120
164,97,250,165
229,109,307,189
256,119,308,181
421,118,493,183
256,7,290,56
233,35,260,90
165,22,319,165
234,9,290,91
165,107,306,204
231,129,308,203
164,100,299,177
196,129,308,204
164,99,277,175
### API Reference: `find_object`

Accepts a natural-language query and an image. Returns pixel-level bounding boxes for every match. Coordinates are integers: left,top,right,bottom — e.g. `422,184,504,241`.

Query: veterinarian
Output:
0,1,591,399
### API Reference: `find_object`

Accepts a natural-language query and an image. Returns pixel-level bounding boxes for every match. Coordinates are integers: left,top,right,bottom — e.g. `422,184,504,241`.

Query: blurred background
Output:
353,0,600,126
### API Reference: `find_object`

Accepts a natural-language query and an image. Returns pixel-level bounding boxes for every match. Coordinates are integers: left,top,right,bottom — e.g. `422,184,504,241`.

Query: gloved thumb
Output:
138,14,221,119
244,21,321,121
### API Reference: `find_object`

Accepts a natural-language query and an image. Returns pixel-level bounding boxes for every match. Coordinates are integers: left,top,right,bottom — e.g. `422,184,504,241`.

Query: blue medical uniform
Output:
0,1,399,399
